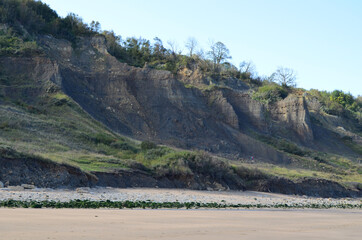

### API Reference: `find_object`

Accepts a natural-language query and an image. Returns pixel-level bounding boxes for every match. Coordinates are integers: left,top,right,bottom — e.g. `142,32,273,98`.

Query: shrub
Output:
308,89,361,120
0,30,39,56
141,141,157,150
276,139,306,156
87,133,116,145
110,141,137,153
252,83,288,104
144,147,171,160
232,165,268,180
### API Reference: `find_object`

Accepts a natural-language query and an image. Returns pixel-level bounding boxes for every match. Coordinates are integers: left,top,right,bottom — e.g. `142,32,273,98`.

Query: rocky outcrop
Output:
269,94,314,143
250,177,361,198
206,90,239,129
222,89,267,131
32,35,294,163
94,171,361,197
93,168,245,191
2,35,352,165
0,57,61,103
0,156,96,188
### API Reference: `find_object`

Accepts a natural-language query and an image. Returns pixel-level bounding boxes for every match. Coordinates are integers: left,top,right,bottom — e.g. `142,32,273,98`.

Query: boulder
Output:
21,184,36,189
76,187,90,193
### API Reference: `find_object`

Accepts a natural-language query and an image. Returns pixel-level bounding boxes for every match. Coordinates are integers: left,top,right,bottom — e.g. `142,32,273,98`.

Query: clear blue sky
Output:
42,0,361,96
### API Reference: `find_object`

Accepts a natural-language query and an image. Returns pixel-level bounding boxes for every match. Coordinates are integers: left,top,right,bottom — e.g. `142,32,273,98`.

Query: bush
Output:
88,133,116,145
110,141,137,153
0,30,39,56
144,147,171,160
276,139,306,156
252,83,288,104
232,165,268,180
141,141,157,150
308,89,361,120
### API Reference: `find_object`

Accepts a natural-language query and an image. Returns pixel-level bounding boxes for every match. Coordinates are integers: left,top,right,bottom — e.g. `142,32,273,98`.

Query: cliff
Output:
0,33,361,197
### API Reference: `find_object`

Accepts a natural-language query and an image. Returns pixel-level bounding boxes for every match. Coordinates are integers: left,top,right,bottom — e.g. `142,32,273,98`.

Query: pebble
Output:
0,188,360,207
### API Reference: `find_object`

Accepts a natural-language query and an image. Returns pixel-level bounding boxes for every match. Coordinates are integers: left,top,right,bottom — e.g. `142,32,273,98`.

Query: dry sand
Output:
0,208,361,240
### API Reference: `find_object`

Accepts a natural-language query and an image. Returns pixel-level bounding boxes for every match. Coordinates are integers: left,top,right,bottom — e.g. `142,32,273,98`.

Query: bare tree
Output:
239,61,256,77
185,37,198,57
273,67,297,87
208,41,231,70
167,40,179,55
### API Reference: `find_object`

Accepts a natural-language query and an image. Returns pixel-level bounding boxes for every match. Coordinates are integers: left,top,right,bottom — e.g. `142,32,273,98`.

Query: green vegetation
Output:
0,0,360,191
252,82,289,104
0,199,360,209
0,29,39,56
0,0,96,42
0,1,263,82
250,132,362,183
0,76,239,177
308,89,362,123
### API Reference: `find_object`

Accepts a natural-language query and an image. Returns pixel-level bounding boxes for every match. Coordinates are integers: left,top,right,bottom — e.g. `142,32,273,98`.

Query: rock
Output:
21,184,36,189
76,187,90,193
0,181,4,188
214,182,226,191
270,94,314,142
0,152,96,189
8,186,25,191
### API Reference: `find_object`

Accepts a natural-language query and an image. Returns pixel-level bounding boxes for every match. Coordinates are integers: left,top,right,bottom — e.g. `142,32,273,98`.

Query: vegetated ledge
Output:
0,149,360,198
0,199,361,209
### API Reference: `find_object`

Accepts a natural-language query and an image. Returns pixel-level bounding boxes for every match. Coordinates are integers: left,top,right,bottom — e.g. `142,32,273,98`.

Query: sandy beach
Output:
0,188,361,239
0,208,361,240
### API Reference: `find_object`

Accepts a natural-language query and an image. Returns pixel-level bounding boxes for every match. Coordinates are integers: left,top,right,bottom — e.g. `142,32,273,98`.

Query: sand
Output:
0,208,361,240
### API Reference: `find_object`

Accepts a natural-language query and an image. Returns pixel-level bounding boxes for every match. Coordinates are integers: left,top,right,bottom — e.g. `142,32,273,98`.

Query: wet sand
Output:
0,208,361,240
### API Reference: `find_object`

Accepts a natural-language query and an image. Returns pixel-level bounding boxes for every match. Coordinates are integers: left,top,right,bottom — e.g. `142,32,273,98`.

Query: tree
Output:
167,40,179,55
152,37,167,60
208,41,231,70
102,30,122,54
90,20,101,33
272,67,297,87
239,61,256,78
185,37,198,57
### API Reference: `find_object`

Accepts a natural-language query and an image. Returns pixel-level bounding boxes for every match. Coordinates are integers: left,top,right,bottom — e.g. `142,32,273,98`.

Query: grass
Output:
0,69,361,189
1,96,361,184
248,131,362,183
1,102,361,187
342,137,362,155
239,163,362,183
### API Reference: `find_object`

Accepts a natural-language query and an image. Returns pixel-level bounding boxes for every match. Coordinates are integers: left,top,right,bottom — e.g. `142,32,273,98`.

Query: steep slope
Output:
0,0,360,196
1,33,361,189
36,35,292,164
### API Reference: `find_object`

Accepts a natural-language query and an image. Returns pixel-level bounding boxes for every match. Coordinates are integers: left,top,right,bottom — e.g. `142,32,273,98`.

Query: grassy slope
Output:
1,92,361,184
0,83,222,177
181,81,362,184
0,58,360,186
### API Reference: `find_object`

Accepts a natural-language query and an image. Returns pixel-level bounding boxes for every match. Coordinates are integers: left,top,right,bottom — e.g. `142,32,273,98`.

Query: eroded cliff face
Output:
0,35,320,164
269,94,314,143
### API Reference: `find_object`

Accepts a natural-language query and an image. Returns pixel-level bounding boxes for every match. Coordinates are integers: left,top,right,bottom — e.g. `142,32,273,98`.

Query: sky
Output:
42,0,362,96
